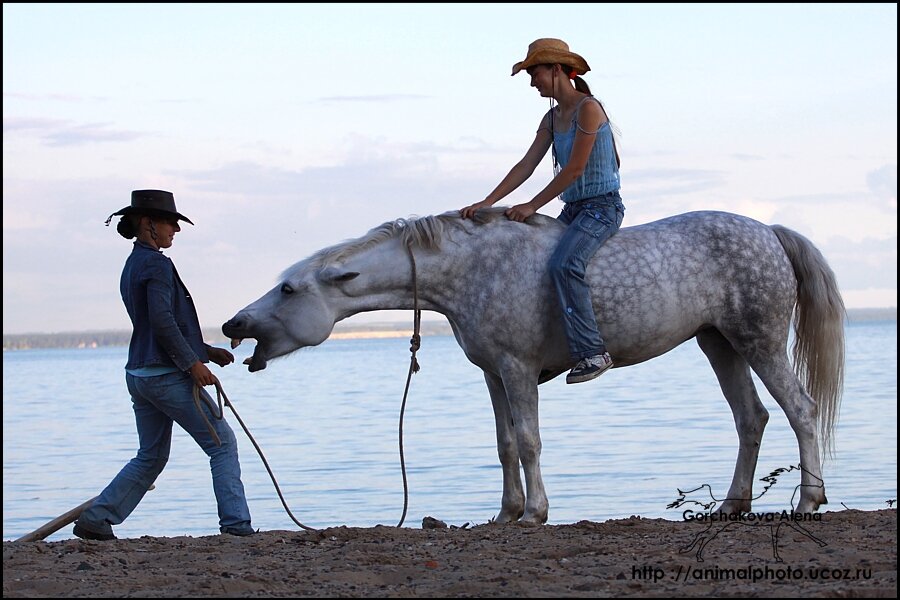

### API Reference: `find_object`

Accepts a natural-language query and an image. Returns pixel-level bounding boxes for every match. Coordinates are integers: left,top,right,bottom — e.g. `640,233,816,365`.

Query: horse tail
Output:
771,225,845,459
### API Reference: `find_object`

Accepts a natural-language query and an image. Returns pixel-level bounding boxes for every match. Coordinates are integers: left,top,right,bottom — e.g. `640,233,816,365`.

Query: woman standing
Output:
73,190,254,540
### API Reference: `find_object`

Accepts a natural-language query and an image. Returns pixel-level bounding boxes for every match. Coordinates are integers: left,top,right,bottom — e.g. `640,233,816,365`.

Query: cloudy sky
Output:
3,3,896,334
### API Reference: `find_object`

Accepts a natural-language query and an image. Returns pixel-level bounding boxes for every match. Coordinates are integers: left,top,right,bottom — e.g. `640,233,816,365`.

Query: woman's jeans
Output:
549,192,625,360
77,371,252,535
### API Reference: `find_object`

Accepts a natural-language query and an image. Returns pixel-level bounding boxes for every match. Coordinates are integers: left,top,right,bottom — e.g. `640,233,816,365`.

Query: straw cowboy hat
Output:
511,38,591,77
106,190,194,225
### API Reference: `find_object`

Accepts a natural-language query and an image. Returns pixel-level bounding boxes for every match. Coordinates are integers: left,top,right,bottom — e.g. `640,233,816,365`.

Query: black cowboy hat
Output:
106,190,194,225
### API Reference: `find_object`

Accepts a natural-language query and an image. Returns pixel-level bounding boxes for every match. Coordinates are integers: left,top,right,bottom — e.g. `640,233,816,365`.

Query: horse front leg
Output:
483,371,525,523
499,367,548,525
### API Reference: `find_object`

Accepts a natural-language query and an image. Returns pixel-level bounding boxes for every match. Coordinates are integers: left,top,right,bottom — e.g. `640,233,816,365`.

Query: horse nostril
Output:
222,317,244,335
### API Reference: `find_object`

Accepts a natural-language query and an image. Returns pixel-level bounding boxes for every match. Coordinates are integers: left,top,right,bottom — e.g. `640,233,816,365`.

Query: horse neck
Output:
333,218,553,323
334,236,466,319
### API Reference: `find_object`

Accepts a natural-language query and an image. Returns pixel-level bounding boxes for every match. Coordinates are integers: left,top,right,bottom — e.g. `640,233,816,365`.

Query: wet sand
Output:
3,509,895,597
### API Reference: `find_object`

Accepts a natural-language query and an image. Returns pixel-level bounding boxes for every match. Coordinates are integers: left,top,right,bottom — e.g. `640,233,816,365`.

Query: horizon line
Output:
2,307,896,338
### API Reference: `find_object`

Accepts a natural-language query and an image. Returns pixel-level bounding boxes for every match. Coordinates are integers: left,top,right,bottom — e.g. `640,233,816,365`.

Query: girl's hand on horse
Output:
460,200,494,220
505,202,536,222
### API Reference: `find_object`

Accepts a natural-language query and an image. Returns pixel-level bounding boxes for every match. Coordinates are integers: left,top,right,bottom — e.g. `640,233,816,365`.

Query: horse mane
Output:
287,207,549,278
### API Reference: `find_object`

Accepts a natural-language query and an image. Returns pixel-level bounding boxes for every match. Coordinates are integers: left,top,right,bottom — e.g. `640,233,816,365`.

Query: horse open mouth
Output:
247,346,268,372
231,338,268,372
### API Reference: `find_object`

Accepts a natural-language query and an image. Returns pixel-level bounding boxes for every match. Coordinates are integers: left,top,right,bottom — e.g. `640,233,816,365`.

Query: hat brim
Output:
511,54,590,77
112,206,194,225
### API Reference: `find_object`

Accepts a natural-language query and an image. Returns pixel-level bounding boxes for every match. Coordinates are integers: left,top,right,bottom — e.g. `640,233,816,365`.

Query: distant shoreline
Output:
2,319,455,351
3,307,895,351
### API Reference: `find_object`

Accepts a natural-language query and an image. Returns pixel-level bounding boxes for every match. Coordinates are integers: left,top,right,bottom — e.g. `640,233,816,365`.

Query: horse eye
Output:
280,283,294,295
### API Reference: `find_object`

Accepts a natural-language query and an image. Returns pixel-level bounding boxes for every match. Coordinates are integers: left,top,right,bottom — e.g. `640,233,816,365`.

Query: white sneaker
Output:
566,352,614,384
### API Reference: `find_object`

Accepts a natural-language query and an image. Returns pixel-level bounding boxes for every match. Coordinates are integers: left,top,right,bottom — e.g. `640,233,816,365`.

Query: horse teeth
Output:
231,338,243,349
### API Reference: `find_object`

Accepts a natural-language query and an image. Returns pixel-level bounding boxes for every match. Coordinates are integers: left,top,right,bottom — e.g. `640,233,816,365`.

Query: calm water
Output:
3,320,896,541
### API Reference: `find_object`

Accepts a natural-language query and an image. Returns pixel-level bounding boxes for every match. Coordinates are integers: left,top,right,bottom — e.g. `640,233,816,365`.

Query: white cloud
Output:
3,4,896,332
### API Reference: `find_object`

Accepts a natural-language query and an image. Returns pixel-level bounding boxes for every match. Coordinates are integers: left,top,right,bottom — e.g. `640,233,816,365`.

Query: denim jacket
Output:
121,240,208,371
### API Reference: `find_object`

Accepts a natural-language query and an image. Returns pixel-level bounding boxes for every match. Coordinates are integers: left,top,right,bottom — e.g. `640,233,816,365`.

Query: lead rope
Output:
192,381,318,531
397,240,422,527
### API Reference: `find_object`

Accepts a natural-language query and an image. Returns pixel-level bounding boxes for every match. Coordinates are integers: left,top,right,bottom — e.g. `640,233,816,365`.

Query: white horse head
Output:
225,214,452,371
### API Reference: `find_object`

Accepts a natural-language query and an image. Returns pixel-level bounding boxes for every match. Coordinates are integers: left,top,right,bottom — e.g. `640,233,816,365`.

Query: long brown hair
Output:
550,63,621,169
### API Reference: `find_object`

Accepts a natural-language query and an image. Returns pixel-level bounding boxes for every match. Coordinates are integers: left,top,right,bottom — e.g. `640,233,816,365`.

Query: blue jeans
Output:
77,371,252,535
549,192,625,360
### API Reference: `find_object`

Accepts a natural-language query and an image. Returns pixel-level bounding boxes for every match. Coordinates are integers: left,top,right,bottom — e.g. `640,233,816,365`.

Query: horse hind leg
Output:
483,371,525,522
697,329,769,514
744,350,828,513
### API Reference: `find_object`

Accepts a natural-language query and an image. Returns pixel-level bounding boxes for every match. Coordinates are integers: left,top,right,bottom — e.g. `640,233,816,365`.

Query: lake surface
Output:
3,320,896,541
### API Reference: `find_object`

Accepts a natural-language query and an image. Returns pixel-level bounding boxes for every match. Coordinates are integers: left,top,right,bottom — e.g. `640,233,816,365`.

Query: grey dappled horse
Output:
223,208,844,525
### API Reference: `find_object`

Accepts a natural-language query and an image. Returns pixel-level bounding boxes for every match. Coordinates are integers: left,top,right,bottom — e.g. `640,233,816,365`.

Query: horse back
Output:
445,210,796,372
586,211,797,363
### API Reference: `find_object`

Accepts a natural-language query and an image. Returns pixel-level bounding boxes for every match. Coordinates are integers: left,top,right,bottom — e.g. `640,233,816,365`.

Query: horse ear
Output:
319,267,360,284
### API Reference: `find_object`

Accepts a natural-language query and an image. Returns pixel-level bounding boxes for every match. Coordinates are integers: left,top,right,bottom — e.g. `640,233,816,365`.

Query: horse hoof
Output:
518,513,548,526
517,519,543,527
494,510,524,524
715,500,751,515
795,500,821,514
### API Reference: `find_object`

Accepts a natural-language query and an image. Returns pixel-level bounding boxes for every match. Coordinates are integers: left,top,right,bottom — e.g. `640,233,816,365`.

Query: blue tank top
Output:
552,96,620,202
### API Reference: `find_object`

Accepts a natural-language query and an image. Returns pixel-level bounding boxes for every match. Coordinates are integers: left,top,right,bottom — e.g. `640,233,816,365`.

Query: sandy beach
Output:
3,508,895,597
